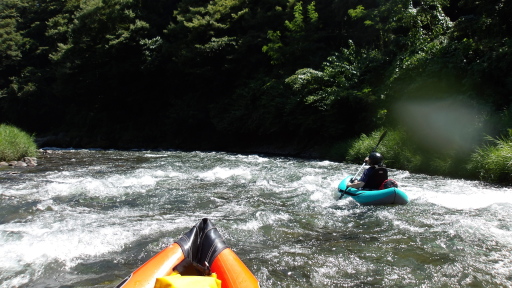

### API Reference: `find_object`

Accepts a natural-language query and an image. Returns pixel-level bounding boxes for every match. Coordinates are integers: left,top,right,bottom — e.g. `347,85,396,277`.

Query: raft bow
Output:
116,218,259,288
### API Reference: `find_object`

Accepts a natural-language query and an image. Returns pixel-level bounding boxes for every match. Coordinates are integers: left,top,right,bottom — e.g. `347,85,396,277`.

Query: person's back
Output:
347,152,388,190
362,167,388,190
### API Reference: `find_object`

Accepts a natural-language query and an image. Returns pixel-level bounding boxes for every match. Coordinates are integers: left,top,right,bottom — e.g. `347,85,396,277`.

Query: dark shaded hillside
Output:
1,0,511,154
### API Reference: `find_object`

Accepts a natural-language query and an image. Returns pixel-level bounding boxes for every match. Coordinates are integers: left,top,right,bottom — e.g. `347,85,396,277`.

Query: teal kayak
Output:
338,176,409,205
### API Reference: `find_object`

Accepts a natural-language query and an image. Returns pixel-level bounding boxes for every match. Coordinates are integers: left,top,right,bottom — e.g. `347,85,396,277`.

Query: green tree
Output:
171,0,247,61
0,6,24,67
446,0,512,114
284,41,387,139
0,0,28,94
0,0,71,132
262,1,323,69
50,1,150,101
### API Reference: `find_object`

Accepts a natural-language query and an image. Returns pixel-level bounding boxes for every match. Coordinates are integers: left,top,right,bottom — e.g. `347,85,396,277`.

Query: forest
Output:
1,0,511,182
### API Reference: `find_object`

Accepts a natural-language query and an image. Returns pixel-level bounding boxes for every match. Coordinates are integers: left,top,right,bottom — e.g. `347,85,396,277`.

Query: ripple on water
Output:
1,150,512,287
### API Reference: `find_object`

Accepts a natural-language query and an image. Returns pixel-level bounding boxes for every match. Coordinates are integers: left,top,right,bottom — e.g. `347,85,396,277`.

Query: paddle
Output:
350,130,387,183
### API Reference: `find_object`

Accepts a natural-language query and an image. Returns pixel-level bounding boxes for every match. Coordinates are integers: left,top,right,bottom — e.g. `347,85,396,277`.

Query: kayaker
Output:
346,152,388,190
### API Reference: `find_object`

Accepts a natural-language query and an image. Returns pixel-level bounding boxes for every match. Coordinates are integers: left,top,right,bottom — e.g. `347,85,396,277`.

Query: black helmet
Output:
368,152,383,165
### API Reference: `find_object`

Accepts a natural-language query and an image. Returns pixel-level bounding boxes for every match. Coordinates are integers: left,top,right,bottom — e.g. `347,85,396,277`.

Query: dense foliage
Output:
469,131,512,184
347,128,468,178
0,0,511,181
0,124,37,161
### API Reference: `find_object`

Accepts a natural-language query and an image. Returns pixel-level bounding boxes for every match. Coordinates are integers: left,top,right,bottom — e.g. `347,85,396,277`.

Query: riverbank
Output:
0,157,37,168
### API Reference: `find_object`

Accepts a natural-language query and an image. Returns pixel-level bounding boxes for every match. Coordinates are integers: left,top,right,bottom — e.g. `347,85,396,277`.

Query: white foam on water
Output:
1,207,133,265
144,153,169,158
404,178,512,209
314,160,337,167
0,202,191,287
427,190,512,209
237,154,269,163
110,174,157,188
197,167,251,181
1,186,39,197
237,210,291,231
166,171,186,178
28,167,183,200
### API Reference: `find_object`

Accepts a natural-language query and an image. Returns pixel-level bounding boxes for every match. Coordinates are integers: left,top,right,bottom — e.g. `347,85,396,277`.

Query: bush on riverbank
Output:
0,124,38,162
346,128,419,171
468,131,512,184
345,128,473,179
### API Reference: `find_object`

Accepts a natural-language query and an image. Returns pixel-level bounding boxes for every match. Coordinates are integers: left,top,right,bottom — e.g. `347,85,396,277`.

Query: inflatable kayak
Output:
338,176,409,205
116,218,259,288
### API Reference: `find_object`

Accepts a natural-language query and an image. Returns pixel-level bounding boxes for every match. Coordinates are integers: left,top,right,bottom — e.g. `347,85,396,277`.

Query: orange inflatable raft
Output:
116,218,259,288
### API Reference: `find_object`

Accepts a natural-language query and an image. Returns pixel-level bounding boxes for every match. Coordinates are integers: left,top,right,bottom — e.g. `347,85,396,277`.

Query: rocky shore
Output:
0,157,38,167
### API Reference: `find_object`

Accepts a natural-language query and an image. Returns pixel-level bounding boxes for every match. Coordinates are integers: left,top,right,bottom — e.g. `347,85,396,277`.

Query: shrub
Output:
0,124,38,162
468,131,512,184
346,128,420,170
345,128,468,177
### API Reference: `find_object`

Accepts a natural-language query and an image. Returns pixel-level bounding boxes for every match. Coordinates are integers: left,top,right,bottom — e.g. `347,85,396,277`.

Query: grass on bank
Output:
468,130,512,184
346,128,422,172
0,124,38,162
344,128,512,185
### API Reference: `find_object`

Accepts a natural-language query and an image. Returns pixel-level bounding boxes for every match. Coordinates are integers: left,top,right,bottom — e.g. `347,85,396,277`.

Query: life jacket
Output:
362,167,388,190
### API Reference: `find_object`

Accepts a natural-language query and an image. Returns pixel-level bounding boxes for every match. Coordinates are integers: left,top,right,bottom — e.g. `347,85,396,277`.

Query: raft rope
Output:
338,188,360,199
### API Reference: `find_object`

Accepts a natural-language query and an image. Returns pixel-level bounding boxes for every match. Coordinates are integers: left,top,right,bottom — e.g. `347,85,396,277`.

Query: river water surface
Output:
1,150,511,287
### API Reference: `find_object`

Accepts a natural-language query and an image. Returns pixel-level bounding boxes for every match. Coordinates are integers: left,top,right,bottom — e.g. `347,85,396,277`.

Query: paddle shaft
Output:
351,130,387,182
352,162,366,182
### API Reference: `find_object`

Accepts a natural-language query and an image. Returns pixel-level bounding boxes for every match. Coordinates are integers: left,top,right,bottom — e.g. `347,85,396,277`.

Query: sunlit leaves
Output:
195,36,237,52
262,1,320,65
175,0,247,29
285,40,384,110
262,30,283,64
348,5,366,21
172,0,246,55
140,36,162,60
348,0,452,53
106,18,150,47
307,2,318,23
0,18,24,65
284,1,304,32
0,0,30,67
74,1,149,49
46,14,70,40
48,42,71,62
285,68,332,108
285,68,324,90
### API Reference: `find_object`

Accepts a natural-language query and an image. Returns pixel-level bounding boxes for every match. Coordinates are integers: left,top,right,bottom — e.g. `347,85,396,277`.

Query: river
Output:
0,149,511,287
